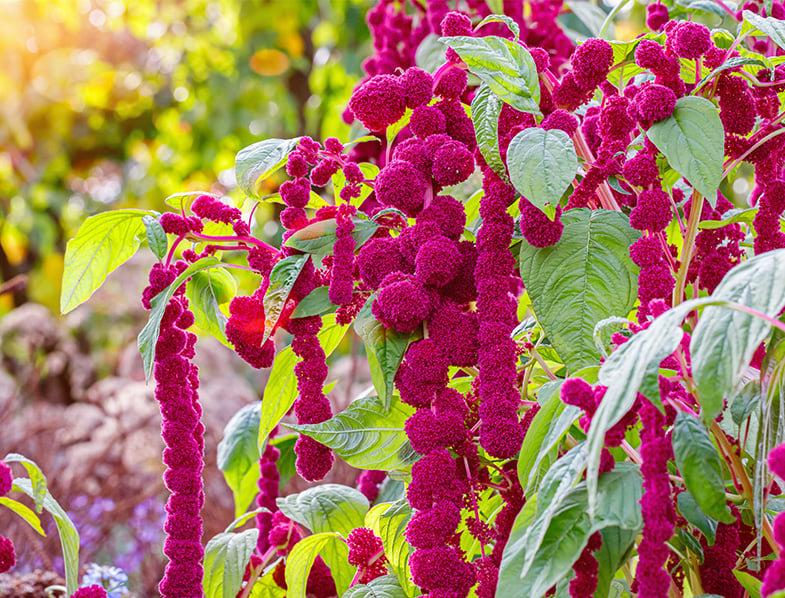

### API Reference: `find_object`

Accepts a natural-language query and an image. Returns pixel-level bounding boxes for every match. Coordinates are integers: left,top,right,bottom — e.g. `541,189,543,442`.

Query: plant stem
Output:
672,191,703,306
713,423,780,557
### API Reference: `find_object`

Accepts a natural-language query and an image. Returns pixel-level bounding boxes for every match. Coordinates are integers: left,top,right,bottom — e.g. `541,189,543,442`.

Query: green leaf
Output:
647,96,723,206
694,56,769,93
290,286,338,319
371,500,417,597
186,266,236,347
217,402,263,518
471,84,506,182
594,527,637,598
284,217,379,255
498,463,643,598
164,190,209,211
61,209,155,313
566,1,612,38
439,35,541,114
586,299,702,514
261,254,309,345
143,215,168,261
697,207,758,230
0,496,45,535
517,384,581,493
354,296,417,409
286,395,418,471
277,483,369,537
677,489,719,544
332,162,379,208
476,14,520,41
519,209,640,372
285,532,353,598
137,256,221,381
691,249,785,422
4,453,47,513
386,108,413,147
343,575,408,598
13,479,80,596
257,314,349,450
672,412,733,523
734,570,763,598
203,529,259,598
224,507,268,533
235,138,302,198
742,10,785,50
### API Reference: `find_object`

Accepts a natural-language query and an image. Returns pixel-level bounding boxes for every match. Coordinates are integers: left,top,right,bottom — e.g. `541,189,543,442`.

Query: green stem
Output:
672,191,703,306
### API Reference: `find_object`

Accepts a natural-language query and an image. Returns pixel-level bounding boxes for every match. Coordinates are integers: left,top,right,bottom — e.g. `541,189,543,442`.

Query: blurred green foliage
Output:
0,0,371,313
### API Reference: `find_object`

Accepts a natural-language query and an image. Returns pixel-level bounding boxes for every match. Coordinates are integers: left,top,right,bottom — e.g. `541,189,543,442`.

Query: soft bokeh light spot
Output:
250,49,289,76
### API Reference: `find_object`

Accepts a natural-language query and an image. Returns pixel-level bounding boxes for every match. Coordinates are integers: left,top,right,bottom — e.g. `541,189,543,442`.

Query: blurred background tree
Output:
0,0,371,315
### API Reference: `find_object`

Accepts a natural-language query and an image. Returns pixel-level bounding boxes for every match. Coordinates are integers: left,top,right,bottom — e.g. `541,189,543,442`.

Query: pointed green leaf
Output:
203,529,259,598
285,532,354,598
236,138,302,198
137,256,221,380
498,464,643,598
4,453,47,513
519,209,640,371
61,209,155,313
277,484,369,537
354,296,417,409
476,14,520,40
691,249,785,422
286,395,418,471
0,496,45,535
371,500,417,597
13,479,80,596
142,215,167,262
257,315,349,450
343,575,408,598
439,35,541,114
471,84,506,181
186,266,236,347
284,217,379,255
261,254,309,345
677,490,719,544
217,402,262,518
508,128,578,218
290,286,339,319
672,412,734,523
742,10,785,50
647,96,723,206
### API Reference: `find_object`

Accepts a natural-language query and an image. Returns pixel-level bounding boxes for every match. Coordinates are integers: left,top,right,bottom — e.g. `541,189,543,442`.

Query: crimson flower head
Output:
375,160,428,217
372,273,433,333
349,74,406,132
411,105,447,139
672,21,712,59
431,140,475,186
71,586,108,598
519,201,564,248
347,527,388,583
225,295,275,369
646,3,669,30
0,460,11,496
434,67,468,99
570,38,613,88
400,67,434,109
634,83,677,125
630,188,672,233
0,535,15,574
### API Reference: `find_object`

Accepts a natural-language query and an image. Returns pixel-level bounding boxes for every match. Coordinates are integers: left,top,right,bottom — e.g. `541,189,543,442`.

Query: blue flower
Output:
81,563,129,598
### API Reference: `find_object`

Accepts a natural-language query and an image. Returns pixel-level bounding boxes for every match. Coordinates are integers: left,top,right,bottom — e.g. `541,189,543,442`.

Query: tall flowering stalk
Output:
150,292,205,597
